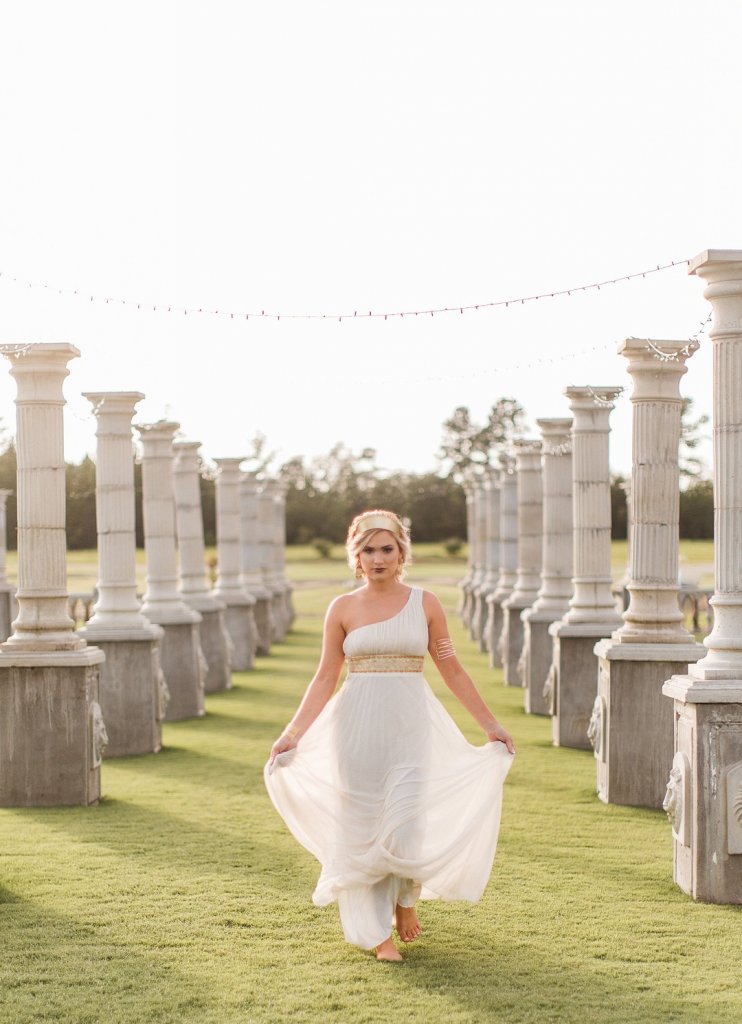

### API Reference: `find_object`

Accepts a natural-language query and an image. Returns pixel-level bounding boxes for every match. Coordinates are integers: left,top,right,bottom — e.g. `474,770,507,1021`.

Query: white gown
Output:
264,586,514,950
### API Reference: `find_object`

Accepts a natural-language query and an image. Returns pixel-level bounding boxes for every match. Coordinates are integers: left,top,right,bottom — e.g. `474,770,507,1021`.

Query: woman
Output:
265,510,515,962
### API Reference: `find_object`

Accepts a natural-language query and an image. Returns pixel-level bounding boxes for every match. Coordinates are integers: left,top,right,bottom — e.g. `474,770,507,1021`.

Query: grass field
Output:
0,555,738,1024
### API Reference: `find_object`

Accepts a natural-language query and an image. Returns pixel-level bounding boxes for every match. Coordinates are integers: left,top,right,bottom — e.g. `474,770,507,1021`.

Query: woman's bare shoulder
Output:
420,589,445,614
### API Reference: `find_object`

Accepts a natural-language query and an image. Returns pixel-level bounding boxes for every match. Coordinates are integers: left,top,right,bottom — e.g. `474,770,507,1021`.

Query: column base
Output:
271,592,287,642
663,678,742,904
0,586,15,644
550,622,614,750
224,604,257,671
593,639,704,808
0,648,105,806
472,586,494,652
522,612,562,716
197,607,233,693
253,597,274,656
83,634,165,757
160,622,206,721
501,601,532,687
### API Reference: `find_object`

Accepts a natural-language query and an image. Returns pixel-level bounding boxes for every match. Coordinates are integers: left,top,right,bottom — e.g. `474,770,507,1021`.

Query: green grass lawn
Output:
0,565,739,1023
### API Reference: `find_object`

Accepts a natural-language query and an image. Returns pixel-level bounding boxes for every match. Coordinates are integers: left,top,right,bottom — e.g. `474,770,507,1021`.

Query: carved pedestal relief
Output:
663,751,691,847
726,760,742,855
588,695,606,762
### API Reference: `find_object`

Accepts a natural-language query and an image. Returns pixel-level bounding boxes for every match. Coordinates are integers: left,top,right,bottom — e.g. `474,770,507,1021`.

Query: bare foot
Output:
395,904,422,943
375,936,403,962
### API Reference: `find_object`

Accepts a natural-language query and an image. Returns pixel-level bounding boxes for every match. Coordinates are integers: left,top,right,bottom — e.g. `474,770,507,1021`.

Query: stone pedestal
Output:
137,420,205,721
80,392,165,757
0,343,105,806
214,458,257,669
486,457,516,669
593,340,703,807
662,249,742,902
0,488,15,642
501,441,542,687
240,472,273,655
174,441,232,693
523,419,573,716
550,386,623,748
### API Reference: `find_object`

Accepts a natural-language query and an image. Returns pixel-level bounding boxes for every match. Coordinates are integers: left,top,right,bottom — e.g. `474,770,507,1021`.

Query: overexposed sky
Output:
1,0,740,476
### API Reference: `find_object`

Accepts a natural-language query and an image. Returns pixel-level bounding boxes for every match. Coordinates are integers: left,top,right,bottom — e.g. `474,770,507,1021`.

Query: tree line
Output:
0,396,713,551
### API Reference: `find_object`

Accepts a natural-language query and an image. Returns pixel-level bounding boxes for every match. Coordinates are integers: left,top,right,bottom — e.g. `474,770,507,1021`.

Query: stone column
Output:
523,419,573,716
173,441,232,693
240,472,274,655
594,342,703,808
550,387,623,749
0,343,105,806
213,458,257,668
458,480,476,625
471,471,494,647
274,478,295,629
500,441,543,686
468,474,488,642
137,420,205,720
258,480,285,642
0,488,14,642
79,392,165,757
486,456,517,669
477,467,500,655
663,250,742,902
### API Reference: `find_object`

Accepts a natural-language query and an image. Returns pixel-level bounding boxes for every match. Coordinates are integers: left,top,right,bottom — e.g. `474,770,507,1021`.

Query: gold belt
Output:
347,654,424,674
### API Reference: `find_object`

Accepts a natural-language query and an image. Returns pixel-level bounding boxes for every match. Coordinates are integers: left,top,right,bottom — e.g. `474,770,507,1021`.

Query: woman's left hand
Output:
269,731,299,766
486,722,516,755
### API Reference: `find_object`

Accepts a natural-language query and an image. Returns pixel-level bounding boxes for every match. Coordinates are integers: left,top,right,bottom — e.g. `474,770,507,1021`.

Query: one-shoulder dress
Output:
264,586,513,950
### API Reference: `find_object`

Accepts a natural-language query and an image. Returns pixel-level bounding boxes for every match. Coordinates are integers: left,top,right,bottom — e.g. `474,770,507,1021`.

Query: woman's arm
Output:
269,596,347,763
423,591,515,754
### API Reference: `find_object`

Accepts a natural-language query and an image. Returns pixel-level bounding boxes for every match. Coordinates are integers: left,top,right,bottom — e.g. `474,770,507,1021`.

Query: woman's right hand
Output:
269,730,299,766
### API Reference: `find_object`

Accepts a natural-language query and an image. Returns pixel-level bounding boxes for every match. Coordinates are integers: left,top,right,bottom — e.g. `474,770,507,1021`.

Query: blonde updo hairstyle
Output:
346,509,412,581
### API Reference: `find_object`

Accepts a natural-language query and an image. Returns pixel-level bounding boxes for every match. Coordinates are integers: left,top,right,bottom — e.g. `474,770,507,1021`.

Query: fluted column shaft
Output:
2,344,83,651
563,387,622,624
504,442,543,608
240,473,270,597
615,340,693,641
0,488,10,589
214,459,252,603
483,469,501,590
532,419,573,614
493,460,517,603
688,251,742,682
257,484,278,592
137,421,199,625
173,443,220,608
84,392,151,632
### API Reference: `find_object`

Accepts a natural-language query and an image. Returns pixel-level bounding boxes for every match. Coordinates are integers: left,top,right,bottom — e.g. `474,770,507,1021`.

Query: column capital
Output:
537,418,572,455
617,339,691,400
2,342,80,403
564,385,623,415
136,420,180,448
214,457,245,473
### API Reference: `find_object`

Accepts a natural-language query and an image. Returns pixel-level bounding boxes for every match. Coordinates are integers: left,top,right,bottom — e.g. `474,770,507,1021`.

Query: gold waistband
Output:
347,654,424,674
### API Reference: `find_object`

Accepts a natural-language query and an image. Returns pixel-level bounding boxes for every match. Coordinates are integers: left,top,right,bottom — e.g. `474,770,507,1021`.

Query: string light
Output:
585,385,624,407
645,312,713,362
0,258,688,323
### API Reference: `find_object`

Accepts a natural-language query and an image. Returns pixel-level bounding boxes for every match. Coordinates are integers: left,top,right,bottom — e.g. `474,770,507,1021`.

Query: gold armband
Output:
434,637,456,660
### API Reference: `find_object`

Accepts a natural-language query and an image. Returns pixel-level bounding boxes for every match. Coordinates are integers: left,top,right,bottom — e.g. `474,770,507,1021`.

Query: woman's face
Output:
358,530,401,580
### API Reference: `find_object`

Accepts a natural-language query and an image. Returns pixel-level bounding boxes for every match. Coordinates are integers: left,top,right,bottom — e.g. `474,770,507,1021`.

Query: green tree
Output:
438,398,527,477
679,396,710,483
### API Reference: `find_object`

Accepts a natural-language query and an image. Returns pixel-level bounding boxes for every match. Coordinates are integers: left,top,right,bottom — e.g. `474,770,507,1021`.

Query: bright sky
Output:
1,0,740,477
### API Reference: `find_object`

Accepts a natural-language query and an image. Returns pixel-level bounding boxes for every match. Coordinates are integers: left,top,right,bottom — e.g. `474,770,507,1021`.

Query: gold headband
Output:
354,513,402,538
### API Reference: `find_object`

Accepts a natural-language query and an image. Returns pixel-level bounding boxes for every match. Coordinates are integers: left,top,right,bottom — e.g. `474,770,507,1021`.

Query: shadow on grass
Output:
0,890,217,1023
